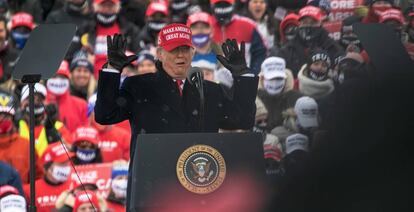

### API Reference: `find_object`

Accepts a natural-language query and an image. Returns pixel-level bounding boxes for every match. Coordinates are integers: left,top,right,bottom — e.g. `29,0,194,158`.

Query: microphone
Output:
187,66,204,88
187,66,205,131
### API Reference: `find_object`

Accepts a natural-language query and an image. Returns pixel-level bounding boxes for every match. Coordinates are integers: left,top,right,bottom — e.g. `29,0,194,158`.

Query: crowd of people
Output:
0,0,413,211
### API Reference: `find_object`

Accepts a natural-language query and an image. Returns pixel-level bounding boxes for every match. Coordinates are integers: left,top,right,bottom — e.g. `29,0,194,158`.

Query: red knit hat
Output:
72,127,99,146
73,191,100,211
158,23,193,52
56,60,70,78
10,12,34,30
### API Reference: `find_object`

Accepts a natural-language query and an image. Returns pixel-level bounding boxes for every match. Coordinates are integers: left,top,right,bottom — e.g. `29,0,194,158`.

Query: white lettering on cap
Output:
285,133,309,154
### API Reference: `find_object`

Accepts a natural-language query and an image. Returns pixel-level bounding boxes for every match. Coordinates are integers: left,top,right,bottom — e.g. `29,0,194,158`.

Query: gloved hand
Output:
45,104,61,144
106,33,137,71
45,104,58,130
216,39,249,76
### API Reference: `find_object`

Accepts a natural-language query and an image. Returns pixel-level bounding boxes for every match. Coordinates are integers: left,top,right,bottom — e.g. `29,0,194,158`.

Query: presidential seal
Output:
176,145,226,194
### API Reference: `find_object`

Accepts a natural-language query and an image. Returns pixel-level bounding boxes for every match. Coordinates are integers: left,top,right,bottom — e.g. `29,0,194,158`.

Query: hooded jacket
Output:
0,133,43,183
47,90,88,132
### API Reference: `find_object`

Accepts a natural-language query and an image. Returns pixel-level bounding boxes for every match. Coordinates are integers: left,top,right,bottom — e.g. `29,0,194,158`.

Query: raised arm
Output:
94,34,137,125
217,39,259,130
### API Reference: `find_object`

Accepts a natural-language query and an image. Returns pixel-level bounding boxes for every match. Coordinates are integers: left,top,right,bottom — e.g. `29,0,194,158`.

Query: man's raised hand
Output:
106,33,137,71
216,39,249,76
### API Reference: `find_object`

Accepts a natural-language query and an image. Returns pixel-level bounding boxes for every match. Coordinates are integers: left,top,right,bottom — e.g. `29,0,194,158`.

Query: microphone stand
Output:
196,72,205,132
21,74,41,212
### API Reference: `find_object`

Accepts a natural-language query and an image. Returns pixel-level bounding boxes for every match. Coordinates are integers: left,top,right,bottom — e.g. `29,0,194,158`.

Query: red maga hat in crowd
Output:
10,12,34,30
146,2,169,17
187,12,213,27
298,5,323,22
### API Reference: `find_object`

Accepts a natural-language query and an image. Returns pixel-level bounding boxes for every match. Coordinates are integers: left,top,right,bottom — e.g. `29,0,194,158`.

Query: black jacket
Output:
95,61,258,157
45,4,92,29
0,45,19,83
271,29,344,78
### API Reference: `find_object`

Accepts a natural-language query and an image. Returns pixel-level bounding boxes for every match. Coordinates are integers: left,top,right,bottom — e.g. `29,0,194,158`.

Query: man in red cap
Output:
23,144,74,212
9,12,35,50
71,126,103,165
46,60,88,132
187,11,223,72
95,23,259,208
137,1,170,55
272,5,343,78
210,0,266,75
74,0,140,78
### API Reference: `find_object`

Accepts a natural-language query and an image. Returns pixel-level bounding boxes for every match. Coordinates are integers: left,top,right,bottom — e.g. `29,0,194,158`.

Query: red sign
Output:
328,0,364,21
323,20,343,40
70,163,113,198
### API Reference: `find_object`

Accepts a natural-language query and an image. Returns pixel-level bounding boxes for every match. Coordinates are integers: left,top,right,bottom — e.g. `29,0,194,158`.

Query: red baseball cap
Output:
56,60,70,78
42,143,74,164
0,185,19,198
73,191,100,212
72,127,99,146
146,2,169,17
298,6,323,22
94,0,120,4
378,8,405,24
187,12,212,27
158,23,193,52
210,0,235,5
10,12,34,30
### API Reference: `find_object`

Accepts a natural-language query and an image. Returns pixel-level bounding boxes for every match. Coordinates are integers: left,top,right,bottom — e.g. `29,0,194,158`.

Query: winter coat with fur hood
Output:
297,64,334,100
258,69,302,132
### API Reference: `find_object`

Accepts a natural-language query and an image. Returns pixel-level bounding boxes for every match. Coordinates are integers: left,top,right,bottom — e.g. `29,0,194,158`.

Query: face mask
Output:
47,78,70,96
284,26,297,41
172,0,189,14
11,32,30,50
213,3,234,26
25,104,45,125
25,104,45,116
0,120,13,134
298,27,322,46
147,20,167,33
263,78,285,95
285,33,296,41
51,165,71,182
76,148,96,163
341,36,362,52
111,178,128,198
96,13,117,26
192,34,210,48
67,0,87,12
309,68,328,81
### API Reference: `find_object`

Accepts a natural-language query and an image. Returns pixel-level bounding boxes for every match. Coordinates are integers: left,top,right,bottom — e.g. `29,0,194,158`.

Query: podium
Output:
129,132,268,211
